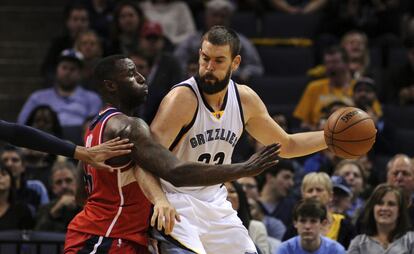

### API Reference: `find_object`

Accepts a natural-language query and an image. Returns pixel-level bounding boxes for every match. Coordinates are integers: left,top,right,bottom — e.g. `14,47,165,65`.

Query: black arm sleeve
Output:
0,120,76,158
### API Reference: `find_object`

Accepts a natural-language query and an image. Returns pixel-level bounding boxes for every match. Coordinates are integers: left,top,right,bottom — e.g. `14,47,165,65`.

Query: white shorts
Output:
163,192,257,254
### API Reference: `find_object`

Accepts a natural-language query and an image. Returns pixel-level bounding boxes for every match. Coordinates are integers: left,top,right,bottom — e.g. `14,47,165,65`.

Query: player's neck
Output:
202,88,228,112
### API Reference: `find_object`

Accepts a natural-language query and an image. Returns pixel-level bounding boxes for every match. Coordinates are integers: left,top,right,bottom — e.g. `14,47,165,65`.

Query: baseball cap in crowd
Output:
353,77,376,92
141,21,163,38
206,0,235,13
331,176,353,197
58,49,84,68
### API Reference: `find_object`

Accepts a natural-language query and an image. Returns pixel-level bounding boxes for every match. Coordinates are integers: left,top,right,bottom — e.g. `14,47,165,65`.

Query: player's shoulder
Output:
165,84,198,108
105,114,149,137
235,83,262,109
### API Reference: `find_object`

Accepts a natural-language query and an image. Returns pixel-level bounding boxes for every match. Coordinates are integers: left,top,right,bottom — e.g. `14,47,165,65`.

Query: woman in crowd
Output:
0,161,33,230
348,184,414,254
109,0,145,55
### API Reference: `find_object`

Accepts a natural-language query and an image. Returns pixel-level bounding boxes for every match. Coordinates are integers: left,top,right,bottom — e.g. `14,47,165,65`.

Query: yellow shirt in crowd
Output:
293,78,382,126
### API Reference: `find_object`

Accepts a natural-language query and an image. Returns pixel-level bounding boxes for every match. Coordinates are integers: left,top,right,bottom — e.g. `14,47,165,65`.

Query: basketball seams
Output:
330,134,376,142
330,108,349,155
332,117,374,134
330,143,361,157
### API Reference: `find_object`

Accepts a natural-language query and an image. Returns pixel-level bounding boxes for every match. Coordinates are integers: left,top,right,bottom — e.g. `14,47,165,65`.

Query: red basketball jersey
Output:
68,107,151,246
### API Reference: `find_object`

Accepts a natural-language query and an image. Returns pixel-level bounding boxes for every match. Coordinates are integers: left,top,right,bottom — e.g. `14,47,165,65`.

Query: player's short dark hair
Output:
202,26,241,59
256,159,294,191
293,199,327,222
323,45,349,63
93,54,127,90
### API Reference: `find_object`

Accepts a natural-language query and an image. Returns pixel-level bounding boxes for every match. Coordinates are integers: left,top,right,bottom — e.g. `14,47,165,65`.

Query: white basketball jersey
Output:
161,77,245,201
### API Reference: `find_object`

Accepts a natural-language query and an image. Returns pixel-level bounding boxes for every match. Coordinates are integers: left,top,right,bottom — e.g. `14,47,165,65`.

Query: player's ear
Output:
103,80,117,92
231,55,241,72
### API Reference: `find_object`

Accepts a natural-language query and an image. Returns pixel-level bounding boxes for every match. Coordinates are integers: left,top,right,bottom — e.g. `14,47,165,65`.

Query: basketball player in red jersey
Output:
64,55,281,254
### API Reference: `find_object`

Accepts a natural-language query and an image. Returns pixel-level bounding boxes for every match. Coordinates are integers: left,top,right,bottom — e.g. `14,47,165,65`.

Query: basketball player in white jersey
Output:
150,26,328,254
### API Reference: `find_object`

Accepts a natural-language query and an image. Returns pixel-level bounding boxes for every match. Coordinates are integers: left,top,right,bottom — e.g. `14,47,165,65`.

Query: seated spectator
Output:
138,21,184,122
340,30,376,80
24,105,62,190
352,77,394,155
74,30,104,91
381,36,414,105
348,184,414,254
238,176,287,240
108,0,145,55
0,145,49,216
84,0,115,40
238,176,260,200
333,160,366,219
277,199,345,254
330,176,353,216
283,172,356,249
294,46,355,130
386,154,414,224
257,160,296,229
0,161,34,230
42,3,90,82
18,49,102,144
174,0,263,83
249,197,286,241
225,181,271,254
139,0,196,45
269,0,328,14
35,161,82,232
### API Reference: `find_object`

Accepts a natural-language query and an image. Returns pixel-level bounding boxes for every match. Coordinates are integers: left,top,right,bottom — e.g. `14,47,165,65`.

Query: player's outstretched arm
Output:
0,120,132,169
134,167,180,234
106,115,280,187
240,85,327,158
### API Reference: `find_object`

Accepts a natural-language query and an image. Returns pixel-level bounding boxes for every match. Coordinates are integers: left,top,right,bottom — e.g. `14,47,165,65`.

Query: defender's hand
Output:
151,199,181,235
244,143,281,176
75,137,133,171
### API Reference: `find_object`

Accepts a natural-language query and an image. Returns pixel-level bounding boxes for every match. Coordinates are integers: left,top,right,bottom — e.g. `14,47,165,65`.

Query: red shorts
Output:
64,229,150,254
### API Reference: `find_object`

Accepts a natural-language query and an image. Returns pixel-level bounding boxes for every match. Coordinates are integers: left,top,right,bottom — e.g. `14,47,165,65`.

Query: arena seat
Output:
0,230,65,254
230,12,260,38
262,13,321,38
383,105,414,129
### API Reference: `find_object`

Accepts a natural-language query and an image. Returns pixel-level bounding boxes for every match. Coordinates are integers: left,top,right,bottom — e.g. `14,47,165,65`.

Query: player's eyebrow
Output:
201,51,226,60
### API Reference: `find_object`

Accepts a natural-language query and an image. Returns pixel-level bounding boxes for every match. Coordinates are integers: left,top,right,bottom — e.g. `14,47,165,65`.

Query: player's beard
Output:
199,67,231,95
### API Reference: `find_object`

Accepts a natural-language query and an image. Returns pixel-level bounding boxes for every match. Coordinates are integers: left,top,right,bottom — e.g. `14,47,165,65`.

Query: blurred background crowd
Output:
1,0,414,253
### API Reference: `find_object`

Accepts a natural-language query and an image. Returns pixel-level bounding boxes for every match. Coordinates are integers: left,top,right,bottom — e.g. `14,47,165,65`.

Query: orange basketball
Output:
324,107,377,159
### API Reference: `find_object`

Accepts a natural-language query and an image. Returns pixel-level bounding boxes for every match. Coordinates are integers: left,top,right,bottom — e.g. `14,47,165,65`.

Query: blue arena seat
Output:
0,230,65,254
251,76,309,106
230,12,260,38
383,105,414,129
262,13,321,38
393,129,414,156
257,47,314,76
